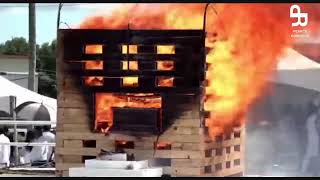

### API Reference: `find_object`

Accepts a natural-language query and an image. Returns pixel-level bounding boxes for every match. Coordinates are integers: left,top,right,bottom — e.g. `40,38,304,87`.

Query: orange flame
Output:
122,45,138,54
122,61,139,70
155,142,171,150
95,93,162,129
85,61,104,70
122,77,139,87
157,61,174,71
156,45,175,54
157,77,174,87
85,44,103,54
80,3,319,138
84,76,104,86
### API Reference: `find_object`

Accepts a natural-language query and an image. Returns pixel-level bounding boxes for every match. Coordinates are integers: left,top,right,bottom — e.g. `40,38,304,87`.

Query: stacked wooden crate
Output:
55,32,245,177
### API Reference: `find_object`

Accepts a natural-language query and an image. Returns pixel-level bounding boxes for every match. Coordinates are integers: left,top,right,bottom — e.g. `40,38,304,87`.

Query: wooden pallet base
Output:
55,125,245,177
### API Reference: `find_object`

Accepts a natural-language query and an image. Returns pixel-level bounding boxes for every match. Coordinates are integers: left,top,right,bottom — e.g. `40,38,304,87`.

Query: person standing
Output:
28,127,49,164
40,125,55,161
19,130,35,164
0,127,11,168
301,107,320,176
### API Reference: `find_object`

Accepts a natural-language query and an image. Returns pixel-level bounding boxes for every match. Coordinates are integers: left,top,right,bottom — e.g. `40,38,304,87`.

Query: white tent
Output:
269,48,320,92
0,76,56,126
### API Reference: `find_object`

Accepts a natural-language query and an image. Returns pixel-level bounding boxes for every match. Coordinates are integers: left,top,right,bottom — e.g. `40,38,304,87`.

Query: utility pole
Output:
57,3,63,32
28,2,36,91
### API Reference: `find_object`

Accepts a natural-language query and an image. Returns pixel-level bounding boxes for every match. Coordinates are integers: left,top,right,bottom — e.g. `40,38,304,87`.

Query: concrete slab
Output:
69,167,163,177
85,160,148,170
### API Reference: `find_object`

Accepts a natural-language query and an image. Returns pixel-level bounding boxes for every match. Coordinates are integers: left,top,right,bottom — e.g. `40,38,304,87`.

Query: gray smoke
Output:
245,88,320,177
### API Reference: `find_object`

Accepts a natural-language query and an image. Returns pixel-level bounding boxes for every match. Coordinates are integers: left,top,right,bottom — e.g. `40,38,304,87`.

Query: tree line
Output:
0,37,57,98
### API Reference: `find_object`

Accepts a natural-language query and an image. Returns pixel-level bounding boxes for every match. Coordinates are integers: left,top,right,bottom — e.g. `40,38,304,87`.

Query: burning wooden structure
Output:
55,29,245,177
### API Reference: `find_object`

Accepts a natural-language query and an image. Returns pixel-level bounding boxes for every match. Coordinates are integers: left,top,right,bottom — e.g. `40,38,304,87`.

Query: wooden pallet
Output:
55,112,244,177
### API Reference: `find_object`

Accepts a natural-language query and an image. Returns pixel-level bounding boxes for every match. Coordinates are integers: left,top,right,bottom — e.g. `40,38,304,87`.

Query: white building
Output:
0,54,38,91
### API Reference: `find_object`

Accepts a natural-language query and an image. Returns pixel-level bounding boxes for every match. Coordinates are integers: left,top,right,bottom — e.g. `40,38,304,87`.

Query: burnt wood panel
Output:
59,29,205,93
112,107,160,133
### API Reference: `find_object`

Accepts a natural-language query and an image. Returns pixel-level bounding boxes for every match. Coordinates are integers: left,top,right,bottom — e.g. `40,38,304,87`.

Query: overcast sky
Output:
0,3,123,44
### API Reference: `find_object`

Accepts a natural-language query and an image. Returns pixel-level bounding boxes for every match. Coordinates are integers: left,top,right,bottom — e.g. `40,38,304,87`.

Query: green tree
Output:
37,40,57,98
0,37,28,55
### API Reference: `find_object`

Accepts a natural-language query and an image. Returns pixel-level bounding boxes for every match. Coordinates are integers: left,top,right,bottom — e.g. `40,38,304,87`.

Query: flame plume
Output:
79,3,318,138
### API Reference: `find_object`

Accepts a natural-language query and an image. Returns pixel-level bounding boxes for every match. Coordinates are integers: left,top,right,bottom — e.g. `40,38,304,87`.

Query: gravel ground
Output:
0,173,55,177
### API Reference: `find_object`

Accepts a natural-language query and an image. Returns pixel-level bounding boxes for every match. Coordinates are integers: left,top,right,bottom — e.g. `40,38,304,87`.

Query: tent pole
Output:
9,96,19,165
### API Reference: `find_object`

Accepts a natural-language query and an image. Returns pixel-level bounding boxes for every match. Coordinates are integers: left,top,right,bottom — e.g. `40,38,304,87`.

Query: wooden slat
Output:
202,151,242,165
124,149,204,159
171,167,203,176
178,111,200,119
55,154,63,164
170,119,199,127
96,139,115,149
56,125,64,132
171,142,200,151
131,150,154,160
55,170,63,177
58,76,82,93
56,163,84,171
62,124,91,132
62,155,83,164
107,133,156,142
212,166,243,177
240,125,246,166
57,108,91,124
63,140,83,148
159,134,200,143
134,141,155,150
171,159,204,168
107,133,200,143
62,170,69,177
56,32,65,92
56,147,100,156
164,126,199,135
58,92,89,108
55,135,64,147
57,132,105,140
200,138,241,150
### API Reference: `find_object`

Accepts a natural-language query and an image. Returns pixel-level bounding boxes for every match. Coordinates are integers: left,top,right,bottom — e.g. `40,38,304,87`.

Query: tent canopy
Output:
269,48,320,92
0,76,56,125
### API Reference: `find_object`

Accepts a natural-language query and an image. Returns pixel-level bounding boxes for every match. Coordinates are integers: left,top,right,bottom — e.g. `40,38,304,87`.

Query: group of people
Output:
0,125,55,168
